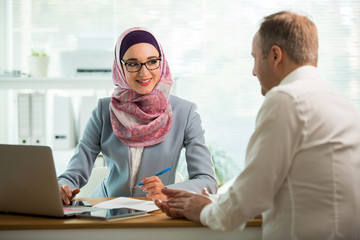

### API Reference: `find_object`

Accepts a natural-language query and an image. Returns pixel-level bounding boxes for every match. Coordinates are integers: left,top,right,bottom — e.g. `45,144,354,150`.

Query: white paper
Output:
93,197,160,212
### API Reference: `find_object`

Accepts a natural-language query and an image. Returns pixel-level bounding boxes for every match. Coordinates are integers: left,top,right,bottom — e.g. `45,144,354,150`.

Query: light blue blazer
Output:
58,95,218,197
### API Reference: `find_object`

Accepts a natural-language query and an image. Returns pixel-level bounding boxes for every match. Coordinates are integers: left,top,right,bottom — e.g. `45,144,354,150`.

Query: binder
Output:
17,93,31,145
31,93,46,145
17,92,46,145
53,95,76,150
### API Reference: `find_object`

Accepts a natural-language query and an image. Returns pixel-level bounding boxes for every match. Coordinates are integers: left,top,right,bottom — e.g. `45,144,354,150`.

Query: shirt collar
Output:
280,65,320,86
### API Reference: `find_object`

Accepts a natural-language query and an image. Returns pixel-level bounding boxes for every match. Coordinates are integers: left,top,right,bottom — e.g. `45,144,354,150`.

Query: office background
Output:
0,0,359,182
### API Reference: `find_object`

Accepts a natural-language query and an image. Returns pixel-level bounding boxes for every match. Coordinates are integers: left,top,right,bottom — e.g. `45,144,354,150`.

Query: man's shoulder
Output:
268,78,312,103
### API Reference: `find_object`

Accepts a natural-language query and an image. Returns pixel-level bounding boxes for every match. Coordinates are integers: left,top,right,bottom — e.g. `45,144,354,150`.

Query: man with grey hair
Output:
155,11,360,240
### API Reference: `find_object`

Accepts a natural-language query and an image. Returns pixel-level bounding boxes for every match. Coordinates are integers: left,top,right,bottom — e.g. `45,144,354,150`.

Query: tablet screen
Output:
70,200,92,207
76,208,147,220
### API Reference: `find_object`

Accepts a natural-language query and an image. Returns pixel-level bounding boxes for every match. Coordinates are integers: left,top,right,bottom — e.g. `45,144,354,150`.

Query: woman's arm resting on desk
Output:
155,188,212,223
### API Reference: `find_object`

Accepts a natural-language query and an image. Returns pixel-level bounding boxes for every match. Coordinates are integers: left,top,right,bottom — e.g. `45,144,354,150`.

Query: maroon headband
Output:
120,30,161,59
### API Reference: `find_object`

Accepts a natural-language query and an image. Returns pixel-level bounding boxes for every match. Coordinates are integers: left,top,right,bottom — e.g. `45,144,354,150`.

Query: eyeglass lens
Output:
126,59,161,72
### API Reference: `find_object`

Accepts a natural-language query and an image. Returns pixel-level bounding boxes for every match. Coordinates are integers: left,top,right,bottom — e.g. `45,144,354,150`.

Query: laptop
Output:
0,144,94,217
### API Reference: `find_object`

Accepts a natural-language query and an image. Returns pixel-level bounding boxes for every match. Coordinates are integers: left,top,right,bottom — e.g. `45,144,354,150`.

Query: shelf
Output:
0,77,114,90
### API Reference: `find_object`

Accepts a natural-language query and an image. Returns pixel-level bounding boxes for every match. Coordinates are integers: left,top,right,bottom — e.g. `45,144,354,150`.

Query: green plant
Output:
208,143,239,186
31,48,47,57
176,142,240,186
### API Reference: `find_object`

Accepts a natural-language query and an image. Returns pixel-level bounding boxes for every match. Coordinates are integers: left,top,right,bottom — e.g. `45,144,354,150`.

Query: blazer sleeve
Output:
57,99,103,189
166,103,218,194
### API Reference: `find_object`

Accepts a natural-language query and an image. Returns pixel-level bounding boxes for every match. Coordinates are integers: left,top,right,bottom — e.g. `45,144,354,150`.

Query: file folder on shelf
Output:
31,93,46,145
17,93,31,145
53,95,76,150
17,93,46,145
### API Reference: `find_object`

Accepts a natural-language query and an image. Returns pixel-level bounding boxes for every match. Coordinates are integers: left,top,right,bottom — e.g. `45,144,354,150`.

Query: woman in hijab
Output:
58,27,217,204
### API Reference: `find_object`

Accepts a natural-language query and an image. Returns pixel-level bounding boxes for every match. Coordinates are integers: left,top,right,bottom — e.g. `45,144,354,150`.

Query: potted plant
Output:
176,142,239,186
27,49,49,77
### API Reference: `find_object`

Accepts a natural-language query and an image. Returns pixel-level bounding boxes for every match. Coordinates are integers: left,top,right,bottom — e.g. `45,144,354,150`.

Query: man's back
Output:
155,11,360,240
262,66,360,240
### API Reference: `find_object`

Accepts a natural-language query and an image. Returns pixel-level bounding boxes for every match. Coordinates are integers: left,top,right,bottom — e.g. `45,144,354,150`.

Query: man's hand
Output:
154,188,212,223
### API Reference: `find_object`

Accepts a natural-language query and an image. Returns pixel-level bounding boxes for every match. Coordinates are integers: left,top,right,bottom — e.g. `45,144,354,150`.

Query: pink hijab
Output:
109,27,173,147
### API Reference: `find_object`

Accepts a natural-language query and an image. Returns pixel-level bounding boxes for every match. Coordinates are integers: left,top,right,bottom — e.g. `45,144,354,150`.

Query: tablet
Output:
76,208,147,220
70,200,93,207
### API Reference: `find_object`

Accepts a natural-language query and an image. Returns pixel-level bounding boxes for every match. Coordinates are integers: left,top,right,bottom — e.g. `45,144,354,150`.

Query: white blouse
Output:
129,146,144,188
200,66,360,240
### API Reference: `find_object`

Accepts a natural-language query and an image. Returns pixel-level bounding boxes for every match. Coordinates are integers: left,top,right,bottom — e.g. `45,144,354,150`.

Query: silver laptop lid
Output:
0,144,64,217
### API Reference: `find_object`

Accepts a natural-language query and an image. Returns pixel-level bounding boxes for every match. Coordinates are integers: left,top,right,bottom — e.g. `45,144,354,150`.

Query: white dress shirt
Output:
200,66,360,240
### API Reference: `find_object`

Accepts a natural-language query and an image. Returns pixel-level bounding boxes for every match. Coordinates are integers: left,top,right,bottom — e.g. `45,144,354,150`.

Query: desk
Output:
0,197,262,240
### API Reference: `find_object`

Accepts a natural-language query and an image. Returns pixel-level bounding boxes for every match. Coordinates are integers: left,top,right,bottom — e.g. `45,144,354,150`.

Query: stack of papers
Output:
93,197,160,212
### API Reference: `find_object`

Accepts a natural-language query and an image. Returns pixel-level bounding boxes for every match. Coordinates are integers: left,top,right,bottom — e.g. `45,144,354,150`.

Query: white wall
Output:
0,0,7,73
0,2,8,143
0,90,7,143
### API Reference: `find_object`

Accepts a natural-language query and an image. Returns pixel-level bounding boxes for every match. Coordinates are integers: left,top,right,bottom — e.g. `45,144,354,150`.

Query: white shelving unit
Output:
0,77,113,173
0,77,113,89
0,76,114,142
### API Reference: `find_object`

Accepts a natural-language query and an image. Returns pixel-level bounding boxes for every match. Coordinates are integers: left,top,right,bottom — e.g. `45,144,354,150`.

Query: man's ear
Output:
271,45,282,67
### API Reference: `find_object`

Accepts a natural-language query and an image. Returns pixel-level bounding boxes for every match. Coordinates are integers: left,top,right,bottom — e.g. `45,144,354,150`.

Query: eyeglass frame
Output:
120,58,162,73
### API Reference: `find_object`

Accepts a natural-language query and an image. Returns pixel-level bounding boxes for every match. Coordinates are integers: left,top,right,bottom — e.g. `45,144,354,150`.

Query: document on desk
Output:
93,197,159,212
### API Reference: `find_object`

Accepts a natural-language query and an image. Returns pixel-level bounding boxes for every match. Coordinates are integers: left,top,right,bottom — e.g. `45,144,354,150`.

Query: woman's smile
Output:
137,78,152,86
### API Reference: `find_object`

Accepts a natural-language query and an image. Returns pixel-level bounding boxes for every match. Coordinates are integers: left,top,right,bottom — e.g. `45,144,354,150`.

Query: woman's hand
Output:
140,176,167,201
59,184,80,205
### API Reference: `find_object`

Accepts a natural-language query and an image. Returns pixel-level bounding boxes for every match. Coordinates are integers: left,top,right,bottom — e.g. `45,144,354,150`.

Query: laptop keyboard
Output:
63,207,88,214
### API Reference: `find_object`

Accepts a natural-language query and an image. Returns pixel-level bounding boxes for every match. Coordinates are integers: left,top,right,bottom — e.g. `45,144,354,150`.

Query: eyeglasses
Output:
120,58,162,73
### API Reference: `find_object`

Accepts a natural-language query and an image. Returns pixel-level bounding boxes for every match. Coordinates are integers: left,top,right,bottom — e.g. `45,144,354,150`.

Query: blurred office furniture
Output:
59,51,112,77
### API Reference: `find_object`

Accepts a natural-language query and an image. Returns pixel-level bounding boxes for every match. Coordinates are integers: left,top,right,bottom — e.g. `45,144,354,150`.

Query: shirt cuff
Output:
209,193,219,201
200,202,214,226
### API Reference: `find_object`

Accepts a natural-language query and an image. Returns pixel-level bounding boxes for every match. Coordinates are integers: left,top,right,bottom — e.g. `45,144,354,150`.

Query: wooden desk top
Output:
0,197,262,230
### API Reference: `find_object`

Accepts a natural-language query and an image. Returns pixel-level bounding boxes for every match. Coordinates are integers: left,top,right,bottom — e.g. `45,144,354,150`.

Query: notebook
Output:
0,144,94,217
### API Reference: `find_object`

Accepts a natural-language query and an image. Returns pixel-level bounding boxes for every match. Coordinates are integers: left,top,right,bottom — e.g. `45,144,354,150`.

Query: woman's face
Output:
122,43,161,95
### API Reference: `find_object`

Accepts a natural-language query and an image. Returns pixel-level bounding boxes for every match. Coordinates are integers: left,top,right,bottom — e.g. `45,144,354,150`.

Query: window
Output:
2,0,360,179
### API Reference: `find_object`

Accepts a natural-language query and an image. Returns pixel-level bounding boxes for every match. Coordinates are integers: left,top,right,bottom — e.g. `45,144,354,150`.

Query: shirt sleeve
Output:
200,91,303,231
